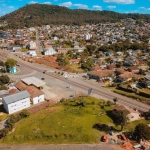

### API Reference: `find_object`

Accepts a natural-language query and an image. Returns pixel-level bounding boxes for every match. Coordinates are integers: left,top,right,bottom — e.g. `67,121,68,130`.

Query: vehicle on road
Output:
66,85,71,88
43,70,47,74
41,78,45,80
70,94,74,97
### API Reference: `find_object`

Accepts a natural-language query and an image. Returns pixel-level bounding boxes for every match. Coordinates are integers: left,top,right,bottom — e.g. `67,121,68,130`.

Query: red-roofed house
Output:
15,81,45,104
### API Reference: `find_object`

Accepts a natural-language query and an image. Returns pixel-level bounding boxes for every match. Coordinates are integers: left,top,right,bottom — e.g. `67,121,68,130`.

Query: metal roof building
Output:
21,76,46,88
2,90,30,105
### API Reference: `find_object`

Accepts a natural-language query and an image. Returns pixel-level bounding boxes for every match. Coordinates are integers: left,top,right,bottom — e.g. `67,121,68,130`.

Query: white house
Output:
27,50,37,57
54,36,58,41
24,86,45,105
29,41,36,50
2,90,30,114
29,27,36,32
43,47,57,56
84,33,92,40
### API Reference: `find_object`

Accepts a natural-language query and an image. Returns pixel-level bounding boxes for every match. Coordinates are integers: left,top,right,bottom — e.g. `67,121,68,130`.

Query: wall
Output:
6,97,30,114
32,94,44,104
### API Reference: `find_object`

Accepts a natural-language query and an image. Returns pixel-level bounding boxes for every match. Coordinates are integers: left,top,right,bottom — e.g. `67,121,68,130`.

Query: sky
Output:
0,0,150,17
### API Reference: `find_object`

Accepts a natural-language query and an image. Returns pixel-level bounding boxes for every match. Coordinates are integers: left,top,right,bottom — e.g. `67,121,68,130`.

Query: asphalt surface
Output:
0,144,124,150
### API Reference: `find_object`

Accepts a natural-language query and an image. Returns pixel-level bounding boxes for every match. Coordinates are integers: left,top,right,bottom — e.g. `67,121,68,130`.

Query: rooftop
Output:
2,90,30,105
21,76,46,87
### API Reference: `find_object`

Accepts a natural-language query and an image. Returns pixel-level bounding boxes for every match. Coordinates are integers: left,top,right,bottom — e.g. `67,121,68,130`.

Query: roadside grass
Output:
0,97,114,144
113,89,150,102
67,64,84,73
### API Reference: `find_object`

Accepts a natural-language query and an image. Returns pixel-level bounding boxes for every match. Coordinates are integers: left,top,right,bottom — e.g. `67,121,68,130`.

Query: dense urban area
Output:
0,4,150,150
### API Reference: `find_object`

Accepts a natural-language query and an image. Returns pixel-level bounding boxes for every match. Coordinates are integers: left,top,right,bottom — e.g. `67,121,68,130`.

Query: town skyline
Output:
0,0,150,17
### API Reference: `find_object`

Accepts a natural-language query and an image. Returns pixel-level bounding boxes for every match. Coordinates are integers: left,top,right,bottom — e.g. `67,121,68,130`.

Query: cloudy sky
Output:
0,0,150,16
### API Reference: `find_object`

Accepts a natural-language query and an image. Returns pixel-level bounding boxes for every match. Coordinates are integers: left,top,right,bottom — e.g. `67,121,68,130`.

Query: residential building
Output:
15,81,45,105
43,47,57,56
2,90,30,114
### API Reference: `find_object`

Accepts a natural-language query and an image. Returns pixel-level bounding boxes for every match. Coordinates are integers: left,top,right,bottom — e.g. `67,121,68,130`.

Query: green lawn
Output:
0,105,8,122
0,97,149,144
0,97,114,144
124,119,150,132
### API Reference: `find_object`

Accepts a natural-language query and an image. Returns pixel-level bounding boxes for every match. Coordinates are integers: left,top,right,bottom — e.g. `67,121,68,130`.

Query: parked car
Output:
41,78,45,80
101,134,108,142
70,94,74,97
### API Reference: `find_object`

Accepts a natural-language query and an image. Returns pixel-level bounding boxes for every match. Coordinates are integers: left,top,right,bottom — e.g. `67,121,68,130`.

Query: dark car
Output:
41,78,45,80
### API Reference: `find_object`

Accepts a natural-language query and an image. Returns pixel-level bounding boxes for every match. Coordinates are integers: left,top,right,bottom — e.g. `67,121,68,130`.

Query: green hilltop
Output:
0,4,150,28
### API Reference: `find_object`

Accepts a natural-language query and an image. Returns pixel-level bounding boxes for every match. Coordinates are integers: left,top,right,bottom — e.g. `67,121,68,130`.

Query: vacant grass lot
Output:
0,97,114,144
0,105,8,122
0,97,149,144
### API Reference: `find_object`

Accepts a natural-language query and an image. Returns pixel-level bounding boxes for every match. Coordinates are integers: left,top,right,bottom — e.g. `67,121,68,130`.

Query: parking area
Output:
41,85,78,102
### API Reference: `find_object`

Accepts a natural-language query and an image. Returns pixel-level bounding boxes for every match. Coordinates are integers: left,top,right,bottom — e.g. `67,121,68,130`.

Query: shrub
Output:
0,128,9,138
19,109,30,118
0,109,30,139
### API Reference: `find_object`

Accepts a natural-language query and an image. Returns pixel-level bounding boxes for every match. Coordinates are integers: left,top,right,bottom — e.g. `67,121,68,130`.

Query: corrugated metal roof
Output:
3,90,30,105
21,76,46,87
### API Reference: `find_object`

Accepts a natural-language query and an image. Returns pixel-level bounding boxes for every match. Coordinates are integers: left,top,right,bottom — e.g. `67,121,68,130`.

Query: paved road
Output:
0,50,150,112
0,144,123,150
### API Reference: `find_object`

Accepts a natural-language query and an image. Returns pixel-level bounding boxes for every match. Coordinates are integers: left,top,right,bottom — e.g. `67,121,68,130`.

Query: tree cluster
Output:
56,53,69,66
134,123,150,140
98,42,149,53
1,4,150,29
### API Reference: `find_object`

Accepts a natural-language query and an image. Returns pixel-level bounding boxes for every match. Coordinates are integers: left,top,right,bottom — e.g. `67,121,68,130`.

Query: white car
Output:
66,85,71,88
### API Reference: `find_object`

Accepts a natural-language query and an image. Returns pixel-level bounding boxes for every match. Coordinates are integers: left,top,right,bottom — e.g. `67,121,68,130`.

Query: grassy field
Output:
124,119,150,132
67,64,84,73
0,97,114,144
0,96,149,144
0,105,8,122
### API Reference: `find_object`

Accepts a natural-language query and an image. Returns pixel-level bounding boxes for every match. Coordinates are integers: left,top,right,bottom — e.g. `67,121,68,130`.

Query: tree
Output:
113,98,118,104
57,53,69,66
5,59,17,69
67,50,73,59
0,60,4,66
134,123,150,140
19,109,30,118
105,57,111,63
0,128,9,138
81,58,94,71
112,110,128,130
14,40,21,45
0,75,10,84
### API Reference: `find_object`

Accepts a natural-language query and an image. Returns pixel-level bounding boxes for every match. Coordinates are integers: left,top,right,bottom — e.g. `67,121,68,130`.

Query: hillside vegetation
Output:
0,4,150,28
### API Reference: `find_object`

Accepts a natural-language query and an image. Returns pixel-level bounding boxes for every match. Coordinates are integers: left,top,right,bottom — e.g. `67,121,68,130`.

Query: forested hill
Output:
0,4,150,28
